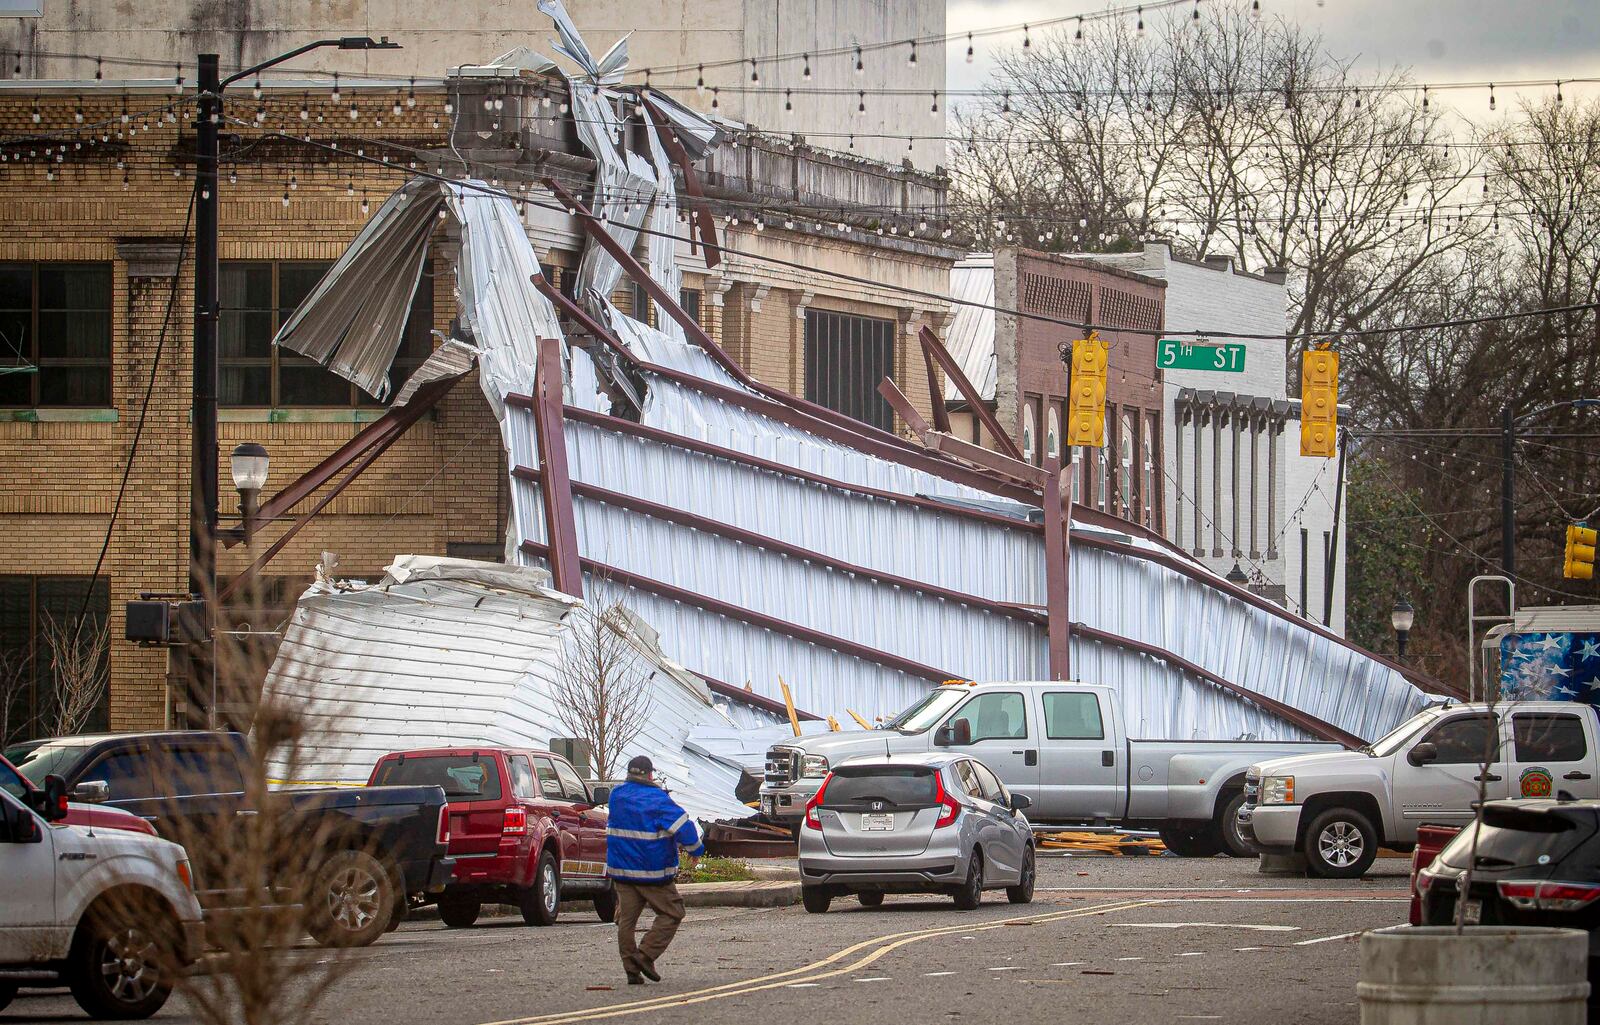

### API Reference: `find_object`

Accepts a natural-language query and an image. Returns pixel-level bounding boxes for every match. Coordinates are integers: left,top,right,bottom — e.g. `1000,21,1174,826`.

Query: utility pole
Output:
1500,404,1516,578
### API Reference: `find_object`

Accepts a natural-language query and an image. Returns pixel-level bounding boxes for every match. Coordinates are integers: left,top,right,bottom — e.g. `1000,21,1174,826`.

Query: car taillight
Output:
804,775,831,831
1497,879,1600,912
934,772,960,829
502,805,528,836
437,805,451,846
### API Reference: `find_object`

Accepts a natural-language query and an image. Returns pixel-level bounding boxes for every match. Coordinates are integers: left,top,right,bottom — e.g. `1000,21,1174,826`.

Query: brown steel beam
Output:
227,374,459,548
1042,456,1071,680
919,325,1022,461
1071,622,1365,748
918,331,952,434
698,672,823,722
513,463,1042,624
924,431,1050,487
543,177,965,466
531,336,583,597
876,376,932,438
519,539,959,684
638,98,721,269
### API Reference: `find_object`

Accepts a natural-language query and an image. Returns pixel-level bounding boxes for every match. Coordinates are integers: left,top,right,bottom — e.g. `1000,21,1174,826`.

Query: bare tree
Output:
0,645,28,745
40,610,108,736
553,598,655,781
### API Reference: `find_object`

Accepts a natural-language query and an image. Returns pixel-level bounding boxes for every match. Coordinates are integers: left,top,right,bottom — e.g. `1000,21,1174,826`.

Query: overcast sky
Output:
946,0,1598,121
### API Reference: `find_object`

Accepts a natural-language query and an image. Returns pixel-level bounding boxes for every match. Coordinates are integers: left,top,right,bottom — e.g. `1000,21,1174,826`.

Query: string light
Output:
1136,6,1146,36
784,89,792,114
1488,83,1496,111
966,33,974,63
94,57,102,81
857,90,865,114
696,65,705,93
908,41,918,67
1250,0,1262,21
930,92,939,116
331,74,341,105
854,46,863,74
711,87,720,110
802,53,812,80
407,78,416,107
749,58,759,84
1023,23,1032,48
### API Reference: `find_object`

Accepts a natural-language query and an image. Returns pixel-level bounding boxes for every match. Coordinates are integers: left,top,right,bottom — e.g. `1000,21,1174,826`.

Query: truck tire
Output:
801,886,832,914
857,891,884,908
1304,807,1379,879
437,894,481,929
67,902,176,1020
1217,792,1259,858
594,886,618,923
953,850,984,910
306,849,397,948
1158,827,1222,858
518,850,561,926
1006,846,1036,904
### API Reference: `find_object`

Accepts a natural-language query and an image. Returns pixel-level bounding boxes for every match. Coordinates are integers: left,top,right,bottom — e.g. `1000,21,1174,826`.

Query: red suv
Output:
368,747,612,927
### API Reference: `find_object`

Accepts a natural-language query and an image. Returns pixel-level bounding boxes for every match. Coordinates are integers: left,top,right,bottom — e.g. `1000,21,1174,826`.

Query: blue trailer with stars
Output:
1496,606,1600,704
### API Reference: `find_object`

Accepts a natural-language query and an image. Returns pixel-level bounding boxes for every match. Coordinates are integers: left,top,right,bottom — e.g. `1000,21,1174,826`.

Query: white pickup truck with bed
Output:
1239,700,1600,877
759,681,1343,857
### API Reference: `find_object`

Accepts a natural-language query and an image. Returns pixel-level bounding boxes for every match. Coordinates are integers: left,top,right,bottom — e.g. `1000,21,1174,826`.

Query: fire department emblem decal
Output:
1520,766,1554,798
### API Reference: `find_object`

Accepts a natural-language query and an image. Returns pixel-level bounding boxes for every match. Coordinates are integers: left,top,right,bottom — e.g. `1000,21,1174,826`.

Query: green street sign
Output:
1157,338,1246,373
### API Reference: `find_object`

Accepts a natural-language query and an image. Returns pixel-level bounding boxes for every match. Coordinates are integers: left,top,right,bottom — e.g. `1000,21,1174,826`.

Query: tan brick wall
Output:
0,91,950,731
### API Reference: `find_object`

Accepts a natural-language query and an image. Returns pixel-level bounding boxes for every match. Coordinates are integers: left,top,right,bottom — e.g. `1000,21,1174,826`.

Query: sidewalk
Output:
679,878,800,909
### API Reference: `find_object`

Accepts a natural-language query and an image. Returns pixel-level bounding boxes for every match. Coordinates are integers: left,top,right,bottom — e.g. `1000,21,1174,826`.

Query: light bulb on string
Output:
281,190,290,208
1023,23,1031,49
407,79,416,107
1488,83,1496,111
854,46,863,74
1002,91,1011,114
696,65,705,93
1193,0,1201,22
331,75,340,105
857,91,865,114
749,59,759,84
711,87,719,110
784,89,792,114
361,191,369,215
1075,17,1084,43
803,53,812,80
1250,1,1262,21
908,41,918,67
930,92,939,115
966,33,974,63
1136,7,1145,36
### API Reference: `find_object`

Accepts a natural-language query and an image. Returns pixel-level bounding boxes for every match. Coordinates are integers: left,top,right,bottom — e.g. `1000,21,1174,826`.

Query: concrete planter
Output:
1358,925,1590,1025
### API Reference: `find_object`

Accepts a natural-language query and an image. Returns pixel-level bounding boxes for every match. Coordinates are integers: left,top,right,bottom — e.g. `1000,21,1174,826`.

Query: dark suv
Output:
1418,799,1600,978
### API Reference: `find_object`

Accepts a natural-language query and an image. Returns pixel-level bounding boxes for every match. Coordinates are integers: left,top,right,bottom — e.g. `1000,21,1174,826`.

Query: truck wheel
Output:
67,904,176,1020
802,887,832,914
306,849,397,948
1217,792,1259,858
1305,807,1379,879
1157,827,1222,858
519,850,561,926
857,891,884,908
437,894,481,929
1007,846,1036,904
953,851,984,910
594,886,618,923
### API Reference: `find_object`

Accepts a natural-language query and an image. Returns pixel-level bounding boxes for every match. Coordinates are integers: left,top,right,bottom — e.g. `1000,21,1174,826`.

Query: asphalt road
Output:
6,856,1413,1025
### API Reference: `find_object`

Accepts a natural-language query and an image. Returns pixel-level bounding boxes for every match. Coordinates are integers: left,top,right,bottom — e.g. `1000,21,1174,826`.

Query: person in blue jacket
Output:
606,754,704,984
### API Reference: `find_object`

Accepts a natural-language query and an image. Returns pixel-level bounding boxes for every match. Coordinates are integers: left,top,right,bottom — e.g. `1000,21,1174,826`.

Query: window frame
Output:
0,574,111,746
802,308,896,432
0,261,114,408
1042,692,1106,741
1422,713,1502,765
550,757,591,803
1512,713,1589,763
949,691,1029,744
529,756,571,802
218,259,434,408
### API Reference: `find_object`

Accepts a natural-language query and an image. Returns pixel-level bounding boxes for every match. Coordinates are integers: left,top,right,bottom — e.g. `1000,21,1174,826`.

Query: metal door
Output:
967,760,1025,881
1508,711,1600,800
941,690,1040,806
0,790,57,962
1034,690,1121,822
1393,712,1509,832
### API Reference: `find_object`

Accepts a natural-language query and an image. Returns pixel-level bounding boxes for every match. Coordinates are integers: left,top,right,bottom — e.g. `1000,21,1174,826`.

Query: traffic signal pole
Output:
191,53,220,605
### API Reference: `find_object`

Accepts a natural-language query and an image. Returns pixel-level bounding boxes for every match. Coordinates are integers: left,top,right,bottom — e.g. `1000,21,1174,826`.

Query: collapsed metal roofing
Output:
267,2,1442,757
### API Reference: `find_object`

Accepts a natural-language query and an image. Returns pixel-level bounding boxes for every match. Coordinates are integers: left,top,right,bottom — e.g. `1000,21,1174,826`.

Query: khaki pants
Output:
614,881,685,971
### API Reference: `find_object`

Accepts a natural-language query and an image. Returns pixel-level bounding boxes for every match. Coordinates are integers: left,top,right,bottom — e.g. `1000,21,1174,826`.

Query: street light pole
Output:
1500,405,1515,578
186,38,398,723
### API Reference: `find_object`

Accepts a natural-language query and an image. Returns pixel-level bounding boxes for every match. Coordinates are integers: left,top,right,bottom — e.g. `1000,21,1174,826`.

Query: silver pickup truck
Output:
760,681,1342,857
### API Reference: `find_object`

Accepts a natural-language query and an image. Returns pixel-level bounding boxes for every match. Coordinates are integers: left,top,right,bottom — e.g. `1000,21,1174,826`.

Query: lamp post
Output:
1225,562,1249,587
189,38,398,722
1391,596,1415,662
230,442,270,543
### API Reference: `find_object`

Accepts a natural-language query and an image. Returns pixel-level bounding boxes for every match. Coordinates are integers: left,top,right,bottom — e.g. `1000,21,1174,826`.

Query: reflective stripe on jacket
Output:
605,780,705,884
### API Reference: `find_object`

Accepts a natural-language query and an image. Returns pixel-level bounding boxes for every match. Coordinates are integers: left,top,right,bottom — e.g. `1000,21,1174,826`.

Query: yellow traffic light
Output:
1300,346,1339,458
1066,333,1109,447
1566,524,1597,580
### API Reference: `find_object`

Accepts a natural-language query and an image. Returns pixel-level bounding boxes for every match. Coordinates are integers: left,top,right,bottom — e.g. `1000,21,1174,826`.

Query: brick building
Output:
0,76,958,739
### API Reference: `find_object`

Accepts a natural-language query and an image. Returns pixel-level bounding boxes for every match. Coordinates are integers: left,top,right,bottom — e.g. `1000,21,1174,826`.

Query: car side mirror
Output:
72,780,109,805
1009,793,1032,813
3,801,41,843
1408,742,1439,767
935,719,972,747
589,785,611,806
36,775,70,822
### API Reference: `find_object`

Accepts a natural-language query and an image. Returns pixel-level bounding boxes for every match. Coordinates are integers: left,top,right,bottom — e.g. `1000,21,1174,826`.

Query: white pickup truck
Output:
759,681,1343,856
1239,700,1600,878
0,777,206,1019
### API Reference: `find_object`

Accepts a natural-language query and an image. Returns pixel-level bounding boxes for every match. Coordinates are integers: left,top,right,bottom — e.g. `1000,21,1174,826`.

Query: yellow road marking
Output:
474,899,1159,1025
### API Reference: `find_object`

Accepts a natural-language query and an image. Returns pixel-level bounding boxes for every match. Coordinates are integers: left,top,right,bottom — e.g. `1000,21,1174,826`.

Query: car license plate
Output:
1461,899,1482,925
862,813,894,831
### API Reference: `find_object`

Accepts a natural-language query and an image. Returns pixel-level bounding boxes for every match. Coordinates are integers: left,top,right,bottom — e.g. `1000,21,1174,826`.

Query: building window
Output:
1144,411,1160,531
1120,409,1136,517
0,575,110,745
219,261,433,406
803,309,895,431
0,263,113,407
628,281,656,328
680,288,702,326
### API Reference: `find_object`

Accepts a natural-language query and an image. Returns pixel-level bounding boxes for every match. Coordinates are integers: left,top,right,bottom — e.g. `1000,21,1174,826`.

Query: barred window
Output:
803,309,895,431
0,575,110,744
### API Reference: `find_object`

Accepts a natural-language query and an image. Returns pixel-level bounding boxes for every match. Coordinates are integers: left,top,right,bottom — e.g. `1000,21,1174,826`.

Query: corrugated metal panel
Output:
261,557,754,821
944,254,997,403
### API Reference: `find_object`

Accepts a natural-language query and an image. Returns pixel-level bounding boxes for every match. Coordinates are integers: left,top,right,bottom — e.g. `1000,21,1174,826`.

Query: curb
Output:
678,880,801,909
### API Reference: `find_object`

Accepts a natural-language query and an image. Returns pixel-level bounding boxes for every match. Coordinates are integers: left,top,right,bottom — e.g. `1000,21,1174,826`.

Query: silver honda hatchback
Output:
797,753,1036,912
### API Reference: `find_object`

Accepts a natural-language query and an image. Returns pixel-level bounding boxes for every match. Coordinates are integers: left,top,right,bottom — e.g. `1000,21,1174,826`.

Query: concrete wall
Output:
0,0,946,168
